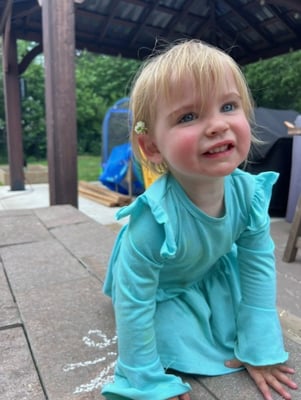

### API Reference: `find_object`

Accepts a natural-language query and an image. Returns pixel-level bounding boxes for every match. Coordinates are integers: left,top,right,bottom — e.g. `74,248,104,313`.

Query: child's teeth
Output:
209,145,227,154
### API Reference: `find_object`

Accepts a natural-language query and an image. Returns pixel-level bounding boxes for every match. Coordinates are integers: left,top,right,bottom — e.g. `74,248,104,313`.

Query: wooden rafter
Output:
18,42,43,74
2,3,12,73
0,0,13,34
267,0,301,12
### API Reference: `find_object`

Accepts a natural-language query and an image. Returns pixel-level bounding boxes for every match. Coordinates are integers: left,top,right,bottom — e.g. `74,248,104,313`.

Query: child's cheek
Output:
177,134,197,155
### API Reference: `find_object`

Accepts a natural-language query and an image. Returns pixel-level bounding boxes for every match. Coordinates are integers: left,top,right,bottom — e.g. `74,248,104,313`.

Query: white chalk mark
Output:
73,361,117,393
83,329,117,349
63,357,107,372
63,329,118,393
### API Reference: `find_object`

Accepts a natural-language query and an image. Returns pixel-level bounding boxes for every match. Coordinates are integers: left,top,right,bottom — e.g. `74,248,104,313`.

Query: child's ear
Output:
138,135,163,164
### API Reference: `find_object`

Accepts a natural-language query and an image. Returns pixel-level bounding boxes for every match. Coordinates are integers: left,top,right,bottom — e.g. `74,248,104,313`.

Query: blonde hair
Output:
130,39,255,174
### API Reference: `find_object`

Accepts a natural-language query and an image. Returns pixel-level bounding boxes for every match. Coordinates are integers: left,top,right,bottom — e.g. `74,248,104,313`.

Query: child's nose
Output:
205,116,229,137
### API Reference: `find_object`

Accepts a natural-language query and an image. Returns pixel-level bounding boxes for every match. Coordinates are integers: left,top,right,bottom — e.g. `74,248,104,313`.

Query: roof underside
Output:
1,0,301,65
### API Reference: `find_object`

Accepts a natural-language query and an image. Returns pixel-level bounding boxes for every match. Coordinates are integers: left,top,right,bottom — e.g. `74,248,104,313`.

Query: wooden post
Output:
283,195,301,262
41,0,78,207
2,21,25,190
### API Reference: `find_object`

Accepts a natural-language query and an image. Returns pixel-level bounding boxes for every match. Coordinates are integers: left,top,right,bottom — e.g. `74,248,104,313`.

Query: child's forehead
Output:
161,69,238,102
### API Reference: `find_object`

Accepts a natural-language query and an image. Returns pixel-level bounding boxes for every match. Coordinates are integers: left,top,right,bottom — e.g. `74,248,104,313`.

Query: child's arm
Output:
232,172,298,399
225,359,297,400
232,174,288,365
102,203,191,399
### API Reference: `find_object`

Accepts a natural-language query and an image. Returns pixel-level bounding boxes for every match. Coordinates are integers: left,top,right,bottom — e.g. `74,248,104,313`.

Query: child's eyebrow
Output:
167,103,199,120
220,91,242,100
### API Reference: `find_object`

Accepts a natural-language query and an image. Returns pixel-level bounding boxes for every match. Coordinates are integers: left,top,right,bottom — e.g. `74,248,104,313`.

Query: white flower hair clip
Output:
134,121,147,135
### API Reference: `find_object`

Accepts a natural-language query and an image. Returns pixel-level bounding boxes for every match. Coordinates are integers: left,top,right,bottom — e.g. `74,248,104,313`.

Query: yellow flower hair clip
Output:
134,121,147,135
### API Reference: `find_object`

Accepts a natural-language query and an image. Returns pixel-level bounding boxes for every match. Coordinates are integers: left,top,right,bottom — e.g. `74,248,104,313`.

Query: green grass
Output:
77,154,101,181
12,154,102,182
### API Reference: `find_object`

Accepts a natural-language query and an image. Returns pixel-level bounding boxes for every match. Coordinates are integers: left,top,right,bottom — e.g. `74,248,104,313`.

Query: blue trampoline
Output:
101,97,130,168
100,98,144,195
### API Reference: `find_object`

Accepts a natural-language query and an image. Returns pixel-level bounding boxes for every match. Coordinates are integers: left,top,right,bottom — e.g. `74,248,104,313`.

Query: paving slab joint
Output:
0,322,23,331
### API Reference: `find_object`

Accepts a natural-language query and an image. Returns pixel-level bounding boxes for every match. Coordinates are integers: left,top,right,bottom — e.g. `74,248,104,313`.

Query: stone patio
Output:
0,205,300,399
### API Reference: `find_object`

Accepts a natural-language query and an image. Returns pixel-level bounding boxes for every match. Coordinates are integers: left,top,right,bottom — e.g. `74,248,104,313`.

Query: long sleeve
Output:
234,172,288,365
102,198,191,399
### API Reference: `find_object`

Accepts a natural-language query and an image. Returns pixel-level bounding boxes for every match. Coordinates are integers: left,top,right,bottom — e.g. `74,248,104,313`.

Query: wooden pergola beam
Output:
0,0,13,34
2,7,25,191
41,0,78,207
18,43,43,75
268,0,301,12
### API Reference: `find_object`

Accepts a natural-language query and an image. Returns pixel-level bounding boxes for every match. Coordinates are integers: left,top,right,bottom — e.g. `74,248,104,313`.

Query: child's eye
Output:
178,113,197,123
222,103,236,112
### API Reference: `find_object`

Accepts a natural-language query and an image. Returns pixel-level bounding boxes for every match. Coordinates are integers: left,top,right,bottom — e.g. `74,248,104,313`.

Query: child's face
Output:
148,68,251,181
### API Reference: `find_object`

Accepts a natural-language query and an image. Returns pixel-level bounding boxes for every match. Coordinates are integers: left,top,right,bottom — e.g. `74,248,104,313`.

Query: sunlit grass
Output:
77,154,102,181
0,154,102,183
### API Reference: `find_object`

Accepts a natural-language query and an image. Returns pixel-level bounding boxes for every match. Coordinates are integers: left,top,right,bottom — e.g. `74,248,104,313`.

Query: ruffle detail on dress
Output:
102,358,191,400
116,181,177,259
234,302,288,366
247,171,279,231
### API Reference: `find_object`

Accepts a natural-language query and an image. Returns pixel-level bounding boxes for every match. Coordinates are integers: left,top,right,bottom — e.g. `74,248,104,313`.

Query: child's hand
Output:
225,359,298,400
168,392,191,400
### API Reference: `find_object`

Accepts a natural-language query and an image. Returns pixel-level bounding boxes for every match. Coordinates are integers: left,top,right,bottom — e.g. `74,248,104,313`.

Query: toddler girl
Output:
102,40,297,400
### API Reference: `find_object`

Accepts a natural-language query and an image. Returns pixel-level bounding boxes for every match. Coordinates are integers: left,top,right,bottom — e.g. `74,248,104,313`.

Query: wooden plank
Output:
78,187,117,207
78,188,130,207
283,195,301,262
78,181,131,207
79,181,131,202
288,128,301,135
79,191,116,207
284,121,301,135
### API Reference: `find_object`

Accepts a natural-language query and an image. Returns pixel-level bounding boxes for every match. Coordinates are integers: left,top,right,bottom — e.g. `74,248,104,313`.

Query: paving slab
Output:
13,268,301,399
173,375,217,400
0,213,50,247
0,206,300,400
0,327,45,400
16,277,115,399
0,261,20,328
50,221,117,281
0,208,33,217
14,274,218,400
1,239,90,294
0,184,49,211
34,204,90,229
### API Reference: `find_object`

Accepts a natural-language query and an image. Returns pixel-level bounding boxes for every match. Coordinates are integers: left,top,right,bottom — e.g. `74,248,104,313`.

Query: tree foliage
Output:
243,50,301,111
75,50,140,155
0,41,141,161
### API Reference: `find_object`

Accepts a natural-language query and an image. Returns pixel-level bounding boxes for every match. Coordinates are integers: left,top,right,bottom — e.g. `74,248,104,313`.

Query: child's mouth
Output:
204,143,233,155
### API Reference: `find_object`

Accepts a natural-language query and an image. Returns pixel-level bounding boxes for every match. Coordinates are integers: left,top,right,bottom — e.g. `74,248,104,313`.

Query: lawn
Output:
0,154,102,183
77,154,102,181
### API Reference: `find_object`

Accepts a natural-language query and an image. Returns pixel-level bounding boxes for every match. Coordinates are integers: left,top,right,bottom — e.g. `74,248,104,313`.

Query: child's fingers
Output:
266,375,290,400
224,359,244,369
225,361,298,400
276,364,296,375
247,365,297,400
179,393,191,400
272,367,298,390
247,368,274,400
168,393,191,400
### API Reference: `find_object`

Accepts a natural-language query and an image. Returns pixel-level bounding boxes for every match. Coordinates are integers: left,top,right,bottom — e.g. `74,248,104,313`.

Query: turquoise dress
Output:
102,169,288,400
